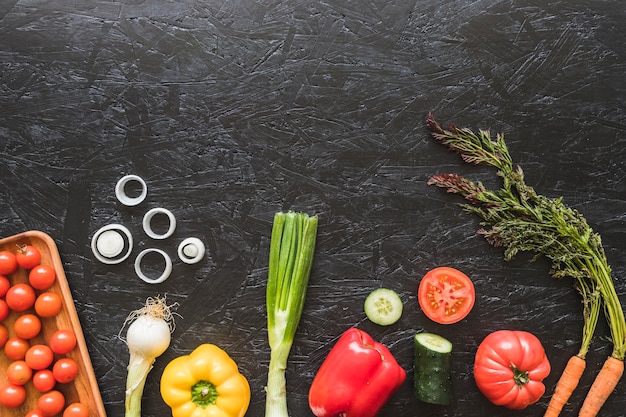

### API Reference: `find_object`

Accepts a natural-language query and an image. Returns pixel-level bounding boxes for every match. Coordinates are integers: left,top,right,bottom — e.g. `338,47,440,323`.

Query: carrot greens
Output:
426,112,625,417
265,211,318,417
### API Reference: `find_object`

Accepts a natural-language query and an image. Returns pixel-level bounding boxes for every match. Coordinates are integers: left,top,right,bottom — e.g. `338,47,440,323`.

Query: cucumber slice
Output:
364,288,403,326
414,332,453,405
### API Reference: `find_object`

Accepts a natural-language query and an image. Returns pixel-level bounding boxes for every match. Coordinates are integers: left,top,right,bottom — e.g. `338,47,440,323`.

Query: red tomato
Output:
37,390,65,417
26,410,47,417
63,402,89,417
474,330,551,410
6,360,33,385
0,274,10,297
417,266,475,324
28,264,57,290
33,369,57,393
0,250,18,275
0,298,9,321
6,283,37,312
25,344,54,371
49,329,77,355
4,337,30,361
0,383,27,408
16,244,42,269
0,324,8,348
35,291,63,318
14,313,42,339
53,358,79,384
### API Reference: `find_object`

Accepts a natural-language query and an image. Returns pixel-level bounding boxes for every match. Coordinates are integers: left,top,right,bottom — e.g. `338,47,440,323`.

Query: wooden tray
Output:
0,231,107,417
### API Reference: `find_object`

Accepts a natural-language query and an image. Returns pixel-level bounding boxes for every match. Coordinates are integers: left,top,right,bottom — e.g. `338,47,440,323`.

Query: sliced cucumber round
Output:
364,288,403,326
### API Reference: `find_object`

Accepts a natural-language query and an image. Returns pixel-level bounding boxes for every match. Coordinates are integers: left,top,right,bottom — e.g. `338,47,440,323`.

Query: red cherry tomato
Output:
0,298,9,321
0,275,10,297
25,344,54,371
0,250,18,275
16,244,42,269
37,390,65,417
0,383,27,408
49,329,77,355
418,266,476,324
0,324,8,348
26,410,47,417
6,360,33,385
63,402,89,417
53,358,79,384
4,337,30,361
35,291,63,318
28,264,57,290
6,283,37,312
14,313,42,339
33,369,57,393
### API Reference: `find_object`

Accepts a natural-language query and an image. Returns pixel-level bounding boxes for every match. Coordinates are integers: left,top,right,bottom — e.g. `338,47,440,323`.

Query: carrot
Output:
578,355,624,417
544,355,586,417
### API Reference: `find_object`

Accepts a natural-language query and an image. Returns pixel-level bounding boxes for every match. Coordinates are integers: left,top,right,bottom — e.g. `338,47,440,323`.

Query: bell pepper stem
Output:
125,352,155,417
265,342,292,417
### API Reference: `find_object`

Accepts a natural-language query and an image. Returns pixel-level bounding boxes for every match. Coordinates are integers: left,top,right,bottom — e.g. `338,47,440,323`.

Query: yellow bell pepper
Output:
160,344,250,417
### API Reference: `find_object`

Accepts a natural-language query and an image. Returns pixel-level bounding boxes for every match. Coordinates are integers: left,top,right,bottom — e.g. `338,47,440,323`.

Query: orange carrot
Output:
544,355,587,417
578,356,624,417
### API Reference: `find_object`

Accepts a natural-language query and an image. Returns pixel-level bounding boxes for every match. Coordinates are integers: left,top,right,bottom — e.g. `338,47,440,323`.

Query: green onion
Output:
265,211,318,417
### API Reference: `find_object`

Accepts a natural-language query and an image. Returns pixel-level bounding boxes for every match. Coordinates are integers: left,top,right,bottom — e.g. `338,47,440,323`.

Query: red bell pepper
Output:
308,328,406,417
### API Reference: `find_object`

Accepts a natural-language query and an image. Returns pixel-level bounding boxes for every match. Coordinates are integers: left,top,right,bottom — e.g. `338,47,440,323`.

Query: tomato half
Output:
0,250,18,275
474,330,550,410
16,244,42,270
418,266,475,324
28,264,56,290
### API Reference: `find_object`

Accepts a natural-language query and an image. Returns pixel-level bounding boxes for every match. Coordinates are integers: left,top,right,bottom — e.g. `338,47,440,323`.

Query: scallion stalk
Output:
265,211,318,417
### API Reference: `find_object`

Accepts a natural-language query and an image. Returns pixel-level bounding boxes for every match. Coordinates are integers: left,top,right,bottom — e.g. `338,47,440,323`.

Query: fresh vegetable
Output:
265,211,318,417
14,313,42,339
414,332,453,405
63,402,89,417
6,283,36,311
49,329,77,355
120,296,177,417
0,383,27,408
33,369,57,393
16,244,41,270
53,358,79,384
0,299,9,321
37,390,65,416
364,288,403,326
4,337,30,360
0,275,11,296
578,356,624,417
474,330,550,409
418,266,475,324
34,292,63,318
308,327,406,417
160,343,250,417
25,344,54,370
0,250,18,275
0,324,8,348
28,264,56,290
6,360,33,385
426,112,626,416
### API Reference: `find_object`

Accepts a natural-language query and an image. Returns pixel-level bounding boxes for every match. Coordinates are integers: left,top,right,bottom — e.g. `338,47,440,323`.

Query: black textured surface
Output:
1,1,625,416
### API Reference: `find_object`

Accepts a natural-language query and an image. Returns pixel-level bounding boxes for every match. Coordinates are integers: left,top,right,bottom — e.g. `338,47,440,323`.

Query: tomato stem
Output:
512,366,530,387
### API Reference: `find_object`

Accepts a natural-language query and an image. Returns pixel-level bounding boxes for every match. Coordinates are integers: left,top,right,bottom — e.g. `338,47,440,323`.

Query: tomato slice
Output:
418,266,475,324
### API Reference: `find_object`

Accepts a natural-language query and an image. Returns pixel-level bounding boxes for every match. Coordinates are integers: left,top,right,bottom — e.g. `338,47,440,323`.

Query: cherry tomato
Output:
0,383,27,408
16,244,42,269
0,298,9,321
49,329,77,355
33,369,57,393
6,360,33,385
14,313,42,339
28,264,57,290
0,274,10,297
25,344,54,370
6,283,37,312
35,291,63,318
0,250,18,275
53,358,79,384
63,402,89,417
37,390,65,417
26,410,47,417
4,337,30,361
0,324,8,348
417,266,476,324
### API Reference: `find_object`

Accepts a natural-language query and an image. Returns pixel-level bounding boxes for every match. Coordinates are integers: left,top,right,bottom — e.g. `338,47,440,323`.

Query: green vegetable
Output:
265,211,318,417
414,332,453,405
364,288,403,326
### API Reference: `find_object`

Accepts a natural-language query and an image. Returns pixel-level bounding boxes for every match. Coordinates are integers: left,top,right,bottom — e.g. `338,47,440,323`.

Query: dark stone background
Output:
1,1,625,416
